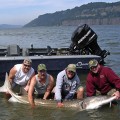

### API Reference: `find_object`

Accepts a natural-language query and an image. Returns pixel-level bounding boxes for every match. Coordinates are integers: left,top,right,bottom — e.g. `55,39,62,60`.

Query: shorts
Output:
107,89,116,96
77,85,84,92
96,89,116,96
12,82,27,95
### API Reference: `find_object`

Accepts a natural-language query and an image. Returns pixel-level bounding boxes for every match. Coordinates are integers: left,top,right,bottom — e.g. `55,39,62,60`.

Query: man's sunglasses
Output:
24,64,31,67
90,65,98,70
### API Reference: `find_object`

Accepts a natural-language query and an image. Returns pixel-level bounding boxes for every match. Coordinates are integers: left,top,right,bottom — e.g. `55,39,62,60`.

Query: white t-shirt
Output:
13,64,34,86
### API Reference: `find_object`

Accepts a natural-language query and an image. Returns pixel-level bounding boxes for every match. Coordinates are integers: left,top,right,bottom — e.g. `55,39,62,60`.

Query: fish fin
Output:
0,72,9,92
9,96,21,103
109,101,111,107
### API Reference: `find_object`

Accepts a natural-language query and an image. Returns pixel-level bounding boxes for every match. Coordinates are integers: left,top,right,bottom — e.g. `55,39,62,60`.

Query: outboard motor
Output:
69,24,110,59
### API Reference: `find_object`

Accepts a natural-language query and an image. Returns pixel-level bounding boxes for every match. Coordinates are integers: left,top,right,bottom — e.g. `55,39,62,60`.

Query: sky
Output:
0,0,119,25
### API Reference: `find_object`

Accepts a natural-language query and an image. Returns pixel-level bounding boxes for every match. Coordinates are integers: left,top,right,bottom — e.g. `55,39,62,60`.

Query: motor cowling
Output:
69,24,110,59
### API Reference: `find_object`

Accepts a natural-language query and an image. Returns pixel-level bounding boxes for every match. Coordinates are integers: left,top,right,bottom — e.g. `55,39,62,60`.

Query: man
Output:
86,59,120,99
28,64,54,108
55,64,84,107
8,58,35,93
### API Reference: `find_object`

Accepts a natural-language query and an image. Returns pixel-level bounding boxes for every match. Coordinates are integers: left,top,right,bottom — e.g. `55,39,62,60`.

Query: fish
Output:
0,72,117,110
0,73,8,92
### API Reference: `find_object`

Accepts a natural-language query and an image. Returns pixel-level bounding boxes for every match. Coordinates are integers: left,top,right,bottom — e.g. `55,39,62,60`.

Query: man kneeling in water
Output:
6,58,35,98
28,64,54,108
54,64,84,107
86,59,120,99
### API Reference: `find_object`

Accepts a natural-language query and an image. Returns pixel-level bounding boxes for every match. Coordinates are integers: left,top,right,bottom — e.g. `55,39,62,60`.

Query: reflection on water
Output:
87,105,120,120
0,95,120,120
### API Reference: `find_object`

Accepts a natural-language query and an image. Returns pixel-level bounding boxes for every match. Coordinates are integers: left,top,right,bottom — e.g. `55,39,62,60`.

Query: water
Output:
0,26,75,48
0,25,120,120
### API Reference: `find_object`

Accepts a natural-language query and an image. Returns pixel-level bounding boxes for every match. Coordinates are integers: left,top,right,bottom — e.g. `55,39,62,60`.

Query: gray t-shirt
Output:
34,73,50,94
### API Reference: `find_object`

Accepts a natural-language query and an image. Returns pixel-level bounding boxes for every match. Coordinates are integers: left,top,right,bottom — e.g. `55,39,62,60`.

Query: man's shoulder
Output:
14,64,22,70
14,64,22,67
58,70,65,75
30,67,35,72
101,66,112,72
57,70,66,79
47,73,53,79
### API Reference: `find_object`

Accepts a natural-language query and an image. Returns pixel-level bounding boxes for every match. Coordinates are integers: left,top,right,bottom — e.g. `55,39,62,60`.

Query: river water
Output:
0,25,120,120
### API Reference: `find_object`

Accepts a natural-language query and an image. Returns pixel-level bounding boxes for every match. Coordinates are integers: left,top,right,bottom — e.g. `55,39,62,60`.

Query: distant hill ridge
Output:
24,1,120,27
0,24,22,29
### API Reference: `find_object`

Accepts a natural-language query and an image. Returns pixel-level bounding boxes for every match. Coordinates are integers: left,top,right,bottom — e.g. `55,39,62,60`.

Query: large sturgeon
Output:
0,73,117,110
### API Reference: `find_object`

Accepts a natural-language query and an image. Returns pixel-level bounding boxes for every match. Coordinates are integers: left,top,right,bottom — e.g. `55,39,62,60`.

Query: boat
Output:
0,24,110,75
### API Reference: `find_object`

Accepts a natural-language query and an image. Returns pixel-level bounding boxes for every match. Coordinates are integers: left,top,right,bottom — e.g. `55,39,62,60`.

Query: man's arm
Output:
86,75,96,97
55,73,64,107
43,75,54,100
8,66,17,84
28,76,36,108
104,68,120,99
106,68,120,91
24,72,35,92
55,73,63,101
27,72,35,85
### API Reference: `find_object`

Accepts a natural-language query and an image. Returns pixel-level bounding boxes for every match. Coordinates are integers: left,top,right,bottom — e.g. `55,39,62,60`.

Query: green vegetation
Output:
24,1,120,27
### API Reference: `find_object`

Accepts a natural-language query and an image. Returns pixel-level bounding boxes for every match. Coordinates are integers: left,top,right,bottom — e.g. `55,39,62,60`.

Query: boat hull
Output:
0,55,101,73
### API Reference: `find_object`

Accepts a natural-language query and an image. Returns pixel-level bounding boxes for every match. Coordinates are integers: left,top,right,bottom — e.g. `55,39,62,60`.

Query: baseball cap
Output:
38,64,47,71
88,59,98,68
67,64,76,72
23,58,32,65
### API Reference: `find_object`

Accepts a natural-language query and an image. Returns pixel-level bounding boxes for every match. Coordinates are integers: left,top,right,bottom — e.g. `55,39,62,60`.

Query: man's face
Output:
90,64,99,73
38,70,46,79
23,63,31,73
66,70,75,79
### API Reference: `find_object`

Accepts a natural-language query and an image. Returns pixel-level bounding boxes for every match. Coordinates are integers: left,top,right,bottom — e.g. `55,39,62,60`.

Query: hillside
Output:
24,1,120,27
0,24,22,29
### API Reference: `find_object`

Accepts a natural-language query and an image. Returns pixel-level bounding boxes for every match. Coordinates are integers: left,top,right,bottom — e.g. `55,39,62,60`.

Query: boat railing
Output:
0,44,71,57
0,48,7,56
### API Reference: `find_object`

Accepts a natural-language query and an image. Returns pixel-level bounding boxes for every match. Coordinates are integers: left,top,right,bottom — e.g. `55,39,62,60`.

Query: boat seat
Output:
7,44,20,56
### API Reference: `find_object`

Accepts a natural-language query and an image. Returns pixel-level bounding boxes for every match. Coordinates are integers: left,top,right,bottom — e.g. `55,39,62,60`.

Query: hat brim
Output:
89,64,98,68
67,68,76,72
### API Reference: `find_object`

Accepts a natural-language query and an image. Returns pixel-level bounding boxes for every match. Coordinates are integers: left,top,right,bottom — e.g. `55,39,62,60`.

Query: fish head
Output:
82,95,116,110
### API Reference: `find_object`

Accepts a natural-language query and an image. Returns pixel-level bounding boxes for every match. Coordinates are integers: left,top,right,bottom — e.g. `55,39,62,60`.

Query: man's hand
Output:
24,85,29,92
112,91,120,100
57,102,64,108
